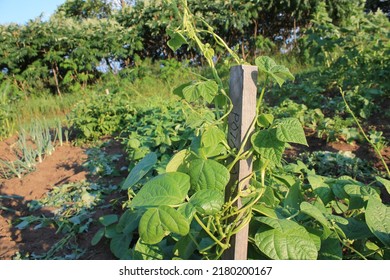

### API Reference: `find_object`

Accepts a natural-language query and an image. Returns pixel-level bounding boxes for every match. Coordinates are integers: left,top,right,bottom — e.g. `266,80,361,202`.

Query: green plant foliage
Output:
129,172,190,208
299,151,378,182
186,189,224,216
252,129,286,167
69,92,133,140
365,199,390,247
139,206,189,244
276,118,308,145
251,117,307,168
118,101,195,171
253,217,318,260
3,0,388,261
188,159,230,193
121,152,157,190
92,1,315,260
255,56,294,87
182,80,219,103
376,176,390,196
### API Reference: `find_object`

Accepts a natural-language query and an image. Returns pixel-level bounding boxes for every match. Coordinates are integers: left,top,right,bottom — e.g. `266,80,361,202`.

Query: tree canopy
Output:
0,0,388,95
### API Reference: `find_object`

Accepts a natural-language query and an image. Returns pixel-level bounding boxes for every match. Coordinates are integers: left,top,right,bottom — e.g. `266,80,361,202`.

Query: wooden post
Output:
223,65,258,260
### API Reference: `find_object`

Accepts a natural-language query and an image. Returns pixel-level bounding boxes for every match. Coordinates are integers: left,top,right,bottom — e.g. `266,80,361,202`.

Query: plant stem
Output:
194,213,229,250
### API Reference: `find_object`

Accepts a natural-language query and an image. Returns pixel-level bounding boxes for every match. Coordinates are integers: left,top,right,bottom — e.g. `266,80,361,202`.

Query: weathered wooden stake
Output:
223,65,258,260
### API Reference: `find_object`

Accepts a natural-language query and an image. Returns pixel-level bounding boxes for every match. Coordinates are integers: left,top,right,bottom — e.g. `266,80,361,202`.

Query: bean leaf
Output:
376,176,390,195
187,189,224,215
201,125,226,148
139,206,189,244
255,56,294,87
182,80,218,103
276,118,308,146
365,199,390,247
122,152,157,190
130,172,190,208
167,30,187,52
251,128,285,167
188,158,230,193
254,217,318,260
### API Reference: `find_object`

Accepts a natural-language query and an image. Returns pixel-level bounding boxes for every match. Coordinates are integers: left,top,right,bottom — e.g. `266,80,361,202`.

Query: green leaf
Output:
122,152,157,190
344,184,366,209
198,80,218,103
255,56,294,87
376,176,390,195
252,204,278,218
182,80,218,103
337,217,373,240
110,233,133,259
344,184,380,210
201,125,226,148
307,174,333,205
300,202,330,228
173,82,192,99
199,143,226,158
139,208,165,244
174,234,198,259
133,240,164,260
257,113,274,128
99,214,118,227
167,30,187,52
183,83,201,102
116,209,143,234
166,149,190,173
319,236,342,260
306,227,322,251
276,118,308,146
188,189,224,215
365,199,390,247
91,228,105,246
139,206,190,244
284,182,303,211
127,138,140,149
188,158,230,193
130,172,190,208
254,217,318,260
104,224,119,238
177,202,196,221
251,128,285,167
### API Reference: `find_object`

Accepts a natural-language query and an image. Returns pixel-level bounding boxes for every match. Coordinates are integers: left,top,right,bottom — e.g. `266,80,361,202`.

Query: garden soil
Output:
0,138,122,260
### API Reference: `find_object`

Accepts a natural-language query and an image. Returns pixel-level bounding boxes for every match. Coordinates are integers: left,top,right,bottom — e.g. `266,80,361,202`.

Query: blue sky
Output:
0,0,66,25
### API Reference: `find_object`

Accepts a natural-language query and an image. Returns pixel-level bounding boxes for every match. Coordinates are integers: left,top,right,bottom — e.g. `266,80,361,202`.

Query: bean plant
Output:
93,0,390,260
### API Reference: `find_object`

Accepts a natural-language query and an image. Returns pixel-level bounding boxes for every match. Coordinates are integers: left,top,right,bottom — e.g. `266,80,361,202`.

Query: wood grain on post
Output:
223,65,258,260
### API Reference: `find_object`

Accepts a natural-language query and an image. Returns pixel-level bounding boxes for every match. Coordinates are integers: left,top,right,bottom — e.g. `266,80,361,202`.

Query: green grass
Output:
0,89,79,140
14,93,77,130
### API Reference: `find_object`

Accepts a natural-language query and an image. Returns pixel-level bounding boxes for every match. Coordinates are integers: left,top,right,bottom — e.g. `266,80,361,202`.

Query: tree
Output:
56,0,113,20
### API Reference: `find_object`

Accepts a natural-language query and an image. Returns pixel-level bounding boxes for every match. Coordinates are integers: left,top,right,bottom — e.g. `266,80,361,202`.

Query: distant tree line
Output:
0,0,388,95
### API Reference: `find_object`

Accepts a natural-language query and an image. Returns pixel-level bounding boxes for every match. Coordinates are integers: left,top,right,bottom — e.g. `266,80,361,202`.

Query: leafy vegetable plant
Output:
93,0,389,260
92,0,300,260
